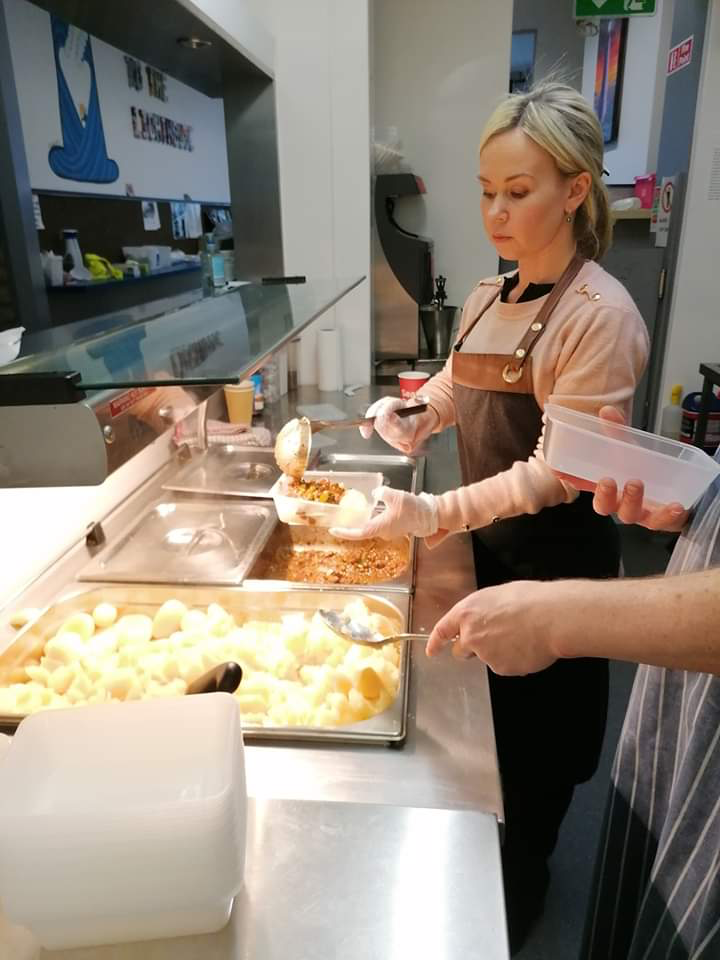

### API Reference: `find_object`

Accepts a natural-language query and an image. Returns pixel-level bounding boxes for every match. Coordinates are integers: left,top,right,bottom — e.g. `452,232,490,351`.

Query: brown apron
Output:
452,255,618,863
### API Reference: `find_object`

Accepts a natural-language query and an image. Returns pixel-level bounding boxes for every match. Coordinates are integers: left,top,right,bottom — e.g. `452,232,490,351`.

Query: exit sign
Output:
575,0,656,17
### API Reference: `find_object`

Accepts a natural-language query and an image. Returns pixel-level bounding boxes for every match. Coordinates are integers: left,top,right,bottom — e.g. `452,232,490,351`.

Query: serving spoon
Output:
274,403,428,478
318,608,428,649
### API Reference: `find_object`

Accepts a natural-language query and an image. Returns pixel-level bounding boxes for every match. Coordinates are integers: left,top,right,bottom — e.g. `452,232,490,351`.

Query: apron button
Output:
515,348,526,359
531,322,543,332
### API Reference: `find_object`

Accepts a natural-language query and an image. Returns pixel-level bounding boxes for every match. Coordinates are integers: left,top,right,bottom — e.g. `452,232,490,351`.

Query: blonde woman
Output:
336,82,649,951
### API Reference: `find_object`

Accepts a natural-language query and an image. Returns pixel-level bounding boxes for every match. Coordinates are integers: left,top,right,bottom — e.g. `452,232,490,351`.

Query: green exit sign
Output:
575,0,656,16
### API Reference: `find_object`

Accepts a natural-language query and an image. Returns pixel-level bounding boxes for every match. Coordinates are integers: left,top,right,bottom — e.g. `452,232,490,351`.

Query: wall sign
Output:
6,0,230,202
49,17,119,184
655,175,676,249
575,0,656,17
667,36,694,76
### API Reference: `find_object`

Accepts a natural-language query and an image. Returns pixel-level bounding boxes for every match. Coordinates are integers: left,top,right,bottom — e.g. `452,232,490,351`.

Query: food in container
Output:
271,470,383,528
543,402,720,508
249,526,410,586
0,590,403,731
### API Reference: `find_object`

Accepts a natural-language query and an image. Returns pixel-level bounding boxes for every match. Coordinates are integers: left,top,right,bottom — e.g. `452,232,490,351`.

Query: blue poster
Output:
48,16,119,183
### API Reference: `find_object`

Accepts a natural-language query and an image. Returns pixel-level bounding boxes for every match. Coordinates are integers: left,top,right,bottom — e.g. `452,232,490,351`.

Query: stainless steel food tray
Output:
246,524,414,593
312,452,424,495
79,498,276,586
0,584,411,745
163,445,282,499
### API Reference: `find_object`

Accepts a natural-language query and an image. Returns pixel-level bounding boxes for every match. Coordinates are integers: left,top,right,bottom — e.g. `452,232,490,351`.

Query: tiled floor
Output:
515,525,675,960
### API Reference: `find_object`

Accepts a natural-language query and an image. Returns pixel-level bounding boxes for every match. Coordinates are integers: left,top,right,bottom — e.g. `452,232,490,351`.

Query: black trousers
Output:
471,500,619,946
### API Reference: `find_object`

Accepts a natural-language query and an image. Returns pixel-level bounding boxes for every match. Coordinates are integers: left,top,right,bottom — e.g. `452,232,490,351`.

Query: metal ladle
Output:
318,608,427,649
274,403,428,479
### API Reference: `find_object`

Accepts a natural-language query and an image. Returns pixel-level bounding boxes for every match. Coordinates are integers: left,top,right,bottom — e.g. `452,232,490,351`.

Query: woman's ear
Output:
567,171,592,213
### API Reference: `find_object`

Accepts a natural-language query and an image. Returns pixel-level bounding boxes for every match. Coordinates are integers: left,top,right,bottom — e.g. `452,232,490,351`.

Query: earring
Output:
565,212,573,223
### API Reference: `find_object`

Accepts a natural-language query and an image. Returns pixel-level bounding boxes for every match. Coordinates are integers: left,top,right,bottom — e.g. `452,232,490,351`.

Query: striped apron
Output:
583,452,720,959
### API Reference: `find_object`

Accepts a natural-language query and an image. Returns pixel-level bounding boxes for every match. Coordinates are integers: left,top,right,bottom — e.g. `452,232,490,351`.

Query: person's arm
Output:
427,569,720,676
429,305,649,544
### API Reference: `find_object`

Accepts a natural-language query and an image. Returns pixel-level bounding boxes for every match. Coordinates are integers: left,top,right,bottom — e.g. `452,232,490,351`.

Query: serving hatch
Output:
0,584,411,745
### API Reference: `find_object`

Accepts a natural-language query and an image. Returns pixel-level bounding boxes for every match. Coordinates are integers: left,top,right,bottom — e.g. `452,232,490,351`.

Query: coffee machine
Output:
371,173,433,382
372,173,458,383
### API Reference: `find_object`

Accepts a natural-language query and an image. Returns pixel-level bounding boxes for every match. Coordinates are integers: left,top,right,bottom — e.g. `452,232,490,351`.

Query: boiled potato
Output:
57,612,96,642
9,607,40,630
92,603,118,629
151,599,187,639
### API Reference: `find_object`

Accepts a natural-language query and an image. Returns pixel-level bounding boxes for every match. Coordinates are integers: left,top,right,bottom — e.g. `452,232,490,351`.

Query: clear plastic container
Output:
270,470,383,527
544,403,720,508
0,693,246,950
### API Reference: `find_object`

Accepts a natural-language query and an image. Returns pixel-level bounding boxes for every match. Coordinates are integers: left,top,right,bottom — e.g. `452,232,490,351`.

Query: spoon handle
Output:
378,633,428,646
309,403,428,432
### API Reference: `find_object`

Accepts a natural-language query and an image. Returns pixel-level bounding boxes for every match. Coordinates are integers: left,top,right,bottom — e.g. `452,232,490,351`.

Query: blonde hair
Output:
478,82,612,261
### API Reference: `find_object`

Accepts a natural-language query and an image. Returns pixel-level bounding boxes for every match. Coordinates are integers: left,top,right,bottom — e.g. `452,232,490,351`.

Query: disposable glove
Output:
330,486,439,541
359,396,437,454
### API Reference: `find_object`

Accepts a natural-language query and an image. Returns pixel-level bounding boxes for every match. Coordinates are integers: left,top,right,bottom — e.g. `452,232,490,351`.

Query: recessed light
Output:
177,36,212,50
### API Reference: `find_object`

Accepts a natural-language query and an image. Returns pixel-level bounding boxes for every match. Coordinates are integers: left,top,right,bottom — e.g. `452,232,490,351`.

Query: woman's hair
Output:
478,81,612,261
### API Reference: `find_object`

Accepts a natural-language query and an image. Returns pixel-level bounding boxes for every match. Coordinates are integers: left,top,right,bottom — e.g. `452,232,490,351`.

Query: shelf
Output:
612,208,652,220
2,277,364,393
46,263,201,292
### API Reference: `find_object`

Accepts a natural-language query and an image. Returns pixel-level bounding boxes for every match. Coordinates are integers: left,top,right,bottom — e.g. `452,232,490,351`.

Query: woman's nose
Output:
490,198,508,221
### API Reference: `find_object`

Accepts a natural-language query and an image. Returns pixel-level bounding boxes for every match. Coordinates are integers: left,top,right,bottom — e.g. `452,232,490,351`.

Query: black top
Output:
500,272,554,304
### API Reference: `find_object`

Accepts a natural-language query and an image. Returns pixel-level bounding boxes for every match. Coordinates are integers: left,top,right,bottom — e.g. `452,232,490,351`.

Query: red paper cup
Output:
398,370,430,399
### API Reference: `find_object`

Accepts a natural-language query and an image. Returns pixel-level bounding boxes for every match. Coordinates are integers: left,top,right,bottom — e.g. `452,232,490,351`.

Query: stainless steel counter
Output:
0,385,506,960
24,799,507,960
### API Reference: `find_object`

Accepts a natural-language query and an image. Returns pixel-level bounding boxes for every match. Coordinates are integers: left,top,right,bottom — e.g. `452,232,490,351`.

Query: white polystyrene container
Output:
0,693,246,950
544,403,720,508
271,470,383,527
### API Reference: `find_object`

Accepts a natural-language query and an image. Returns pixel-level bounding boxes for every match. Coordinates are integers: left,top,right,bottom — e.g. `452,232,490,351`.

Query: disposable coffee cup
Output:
224,380,255,425
398,370,430,399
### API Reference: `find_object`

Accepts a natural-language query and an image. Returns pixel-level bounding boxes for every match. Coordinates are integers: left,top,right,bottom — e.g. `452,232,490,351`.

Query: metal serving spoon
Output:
274,403,428,478
318,608,427,649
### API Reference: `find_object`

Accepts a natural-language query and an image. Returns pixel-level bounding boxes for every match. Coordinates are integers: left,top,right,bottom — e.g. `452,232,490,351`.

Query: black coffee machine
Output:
372,173,456,382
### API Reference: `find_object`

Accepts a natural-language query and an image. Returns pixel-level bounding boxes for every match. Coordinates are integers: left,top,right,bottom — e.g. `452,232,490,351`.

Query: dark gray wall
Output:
223,73,284,280
656,0,710,180
512,0,585,89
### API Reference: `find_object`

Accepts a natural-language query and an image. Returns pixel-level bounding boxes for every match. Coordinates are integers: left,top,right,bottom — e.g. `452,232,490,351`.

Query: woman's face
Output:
477,128,585,263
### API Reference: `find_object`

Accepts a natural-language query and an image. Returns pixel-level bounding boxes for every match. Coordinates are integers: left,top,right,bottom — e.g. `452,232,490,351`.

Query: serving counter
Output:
0,386,507,960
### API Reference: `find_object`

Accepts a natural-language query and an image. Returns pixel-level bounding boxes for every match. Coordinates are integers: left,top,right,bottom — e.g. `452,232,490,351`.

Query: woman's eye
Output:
482,192,496,200
510,191,528,200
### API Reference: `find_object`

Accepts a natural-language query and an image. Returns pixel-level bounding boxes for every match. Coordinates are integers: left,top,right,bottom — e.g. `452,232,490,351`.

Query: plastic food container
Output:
270,470,383,528
544,403,720,508
0,693,246,950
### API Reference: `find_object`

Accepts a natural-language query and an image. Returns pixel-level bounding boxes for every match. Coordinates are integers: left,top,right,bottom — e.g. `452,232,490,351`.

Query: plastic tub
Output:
270,470,383,528
0,693,246,950
543,403,720,508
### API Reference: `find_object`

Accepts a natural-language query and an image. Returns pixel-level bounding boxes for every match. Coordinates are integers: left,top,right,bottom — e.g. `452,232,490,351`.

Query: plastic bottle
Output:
250,373,264,413
660,384,683,441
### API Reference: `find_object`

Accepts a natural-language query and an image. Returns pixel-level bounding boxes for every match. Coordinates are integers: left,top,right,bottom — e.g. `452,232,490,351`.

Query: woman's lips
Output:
492,235,512,242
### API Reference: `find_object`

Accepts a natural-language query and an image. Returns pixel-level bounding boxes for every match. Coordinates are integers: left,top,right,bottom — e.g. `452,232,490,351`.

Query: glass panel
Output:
0,278,362,390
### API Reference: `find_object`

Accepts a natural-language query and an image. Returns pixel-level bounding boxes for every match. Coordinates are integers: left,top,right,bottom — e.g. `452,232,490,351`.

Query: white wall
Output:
582,0,673,184
372,0,513,310
240,0,372,388
657,0,719,414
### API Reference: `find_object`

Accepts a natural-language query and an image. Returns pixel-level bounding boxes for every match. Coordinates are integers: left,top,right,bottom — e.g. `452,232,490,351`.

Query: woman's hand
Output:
360,397,438,454
591,406,689,531
426,581,561,675
330,487,439,541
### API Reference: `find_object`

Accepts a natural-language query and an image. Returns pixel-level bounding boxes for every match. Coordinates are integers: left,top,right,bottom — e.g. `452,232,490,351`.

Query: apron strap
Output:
502,254,586,385
454,286,503,351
